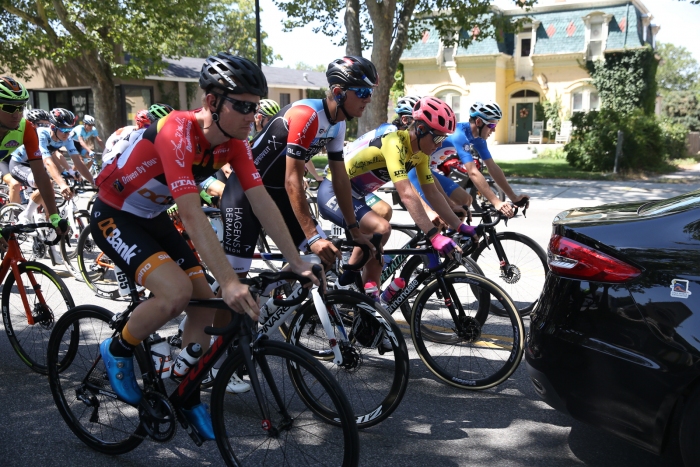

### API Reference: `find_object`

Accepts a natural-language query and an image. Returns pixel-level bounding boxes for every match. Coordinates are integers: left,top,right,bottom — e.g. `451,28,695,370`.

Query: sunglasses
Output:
54,126,73,134
347,87,374,99
0,103,25,114
424,127,448,145
480,119,497,129
218,94,258,115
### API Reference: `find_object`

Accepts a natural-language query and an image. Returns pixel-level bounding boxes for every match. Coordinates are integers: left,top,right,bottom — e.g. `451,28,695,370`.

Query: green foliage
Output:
182,0,279,64
157,82,180,110
294,62,326,72
663,91,700,132
537,147,566,160
542,96,562,132
656,42,700,95
306,88,327,99
565,109,680,172
660,119,690,159
390,62,405,106
586,47,658,115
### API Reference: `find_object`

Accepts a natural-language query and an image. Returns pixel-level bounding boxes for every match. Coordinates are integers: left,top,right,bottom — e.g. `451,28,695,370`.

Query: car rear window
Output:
638,189,700,216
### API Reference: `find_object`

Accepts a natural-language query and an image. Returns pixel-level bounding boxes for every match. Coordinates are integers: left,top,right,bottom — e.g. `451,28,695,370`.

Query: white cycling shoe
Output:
202,368,251,393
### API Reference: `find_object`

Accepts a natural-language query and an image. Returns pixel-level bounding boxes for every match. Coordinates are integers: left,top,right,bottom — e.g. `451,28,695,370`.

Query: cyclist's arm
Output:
78,135,89,150
305,160,323,181
43,156,70,193
176,193,258,318
51,151,72,171
482,158,527,203
29,159,60,216
465,160,513,216
67,151,95,185
285,157,319,239
422,182,462,231
95,135,104,151
395,179,441,234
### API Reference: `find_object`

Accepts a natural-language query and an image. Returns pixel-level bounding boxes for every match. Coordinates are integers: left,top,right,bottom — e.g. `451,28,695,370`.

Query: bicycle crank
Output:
500,264,521,284
139,390,177,442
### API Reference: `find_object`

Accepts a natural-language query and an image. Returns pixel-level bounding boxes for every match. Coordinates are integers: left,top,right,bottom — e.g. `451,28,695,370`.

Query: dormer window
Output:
589,21,603,59
443,46,455,64
582,12,613,61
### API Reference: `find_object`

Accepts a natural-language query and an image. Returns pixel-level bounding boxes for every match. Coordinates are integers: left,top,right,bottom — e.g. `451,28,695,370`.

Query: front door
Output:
515,103,533,143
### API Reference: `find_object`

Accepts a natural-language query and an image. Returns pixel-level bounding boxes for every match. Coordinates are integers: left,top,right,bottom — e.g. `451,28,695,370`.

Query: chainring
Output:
139,390,177,442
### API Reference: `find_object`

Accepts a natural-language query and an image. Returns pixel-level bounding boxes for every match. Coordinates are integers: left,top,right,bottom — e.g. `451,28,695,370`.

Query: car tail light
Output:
548,235,641,283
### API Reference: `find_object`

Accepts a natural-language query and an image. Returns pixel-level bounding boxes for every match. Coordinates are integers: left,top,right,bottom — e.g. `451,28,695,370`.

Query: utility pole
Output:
255,0,262,68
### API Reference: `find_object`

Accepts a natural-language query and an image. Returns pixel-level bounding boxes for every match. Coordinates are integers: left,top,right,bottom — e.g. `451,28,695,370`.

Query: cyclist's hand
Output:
494,200,514,218
427,209,446,229
221,280,260,321
59,184,73,200
49,213,69,235
289,260,322,288
309,238,341,265
430,233,462,258
513,194,530,208
89,151,96,158
458,223,479,243
349,229,378,258
452,205,469,221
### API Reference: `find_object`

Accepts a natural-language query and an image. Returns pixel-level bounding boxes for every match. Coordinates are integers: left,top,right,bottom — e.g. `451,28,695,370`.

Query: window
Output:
123,86,153,126
572,92,584,112
590,92,600,110
437,91,461,121
443,46,455,64
571,88,599,112
280,93,291,108
589,22,603,59
521,38,532,57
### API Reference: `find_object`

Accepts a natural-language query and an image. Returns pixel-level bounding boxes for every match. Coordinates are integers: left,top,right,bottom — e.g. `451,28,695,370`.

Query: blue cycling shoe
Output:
182,403,216,441
99,338,142,405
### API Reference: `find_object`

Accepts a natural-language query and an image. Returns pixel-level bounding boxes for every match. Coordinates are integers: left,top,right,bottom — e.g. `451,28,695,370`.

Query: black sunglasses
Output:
217,94,258,115
0,103,25,114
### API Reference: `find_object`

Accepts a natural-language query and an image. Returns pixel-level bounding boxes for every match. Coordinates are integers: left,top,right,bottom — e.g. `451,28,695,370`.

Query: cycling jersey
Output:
11,126,78,163
70,124,98,142
332,129,434,197
428,122,492,171
104,125,139,152
0,119,40,162
250,99,345,188
344,123,396,158
95,109,262,218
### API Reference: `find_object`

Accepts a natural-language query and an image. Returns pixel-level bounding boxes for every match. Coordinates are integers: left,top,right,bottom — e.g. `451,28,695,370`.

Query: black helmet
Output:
49,108,77,127
326,56,378,88
199,53,268,97
25,108,51,124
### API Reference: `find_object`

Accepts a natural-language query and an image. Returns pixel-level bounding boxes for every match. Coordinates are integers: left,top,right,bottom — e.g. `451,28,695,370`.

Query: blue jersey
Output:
12,127,79,163
428,122,492,171
70,124,99,142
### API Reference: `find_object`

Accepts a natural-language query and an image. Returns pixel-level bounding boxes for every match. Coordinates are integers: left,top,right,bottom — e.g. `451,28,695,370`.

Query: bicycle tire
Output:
76,225,120,298
61,209,91,280
287,289,409,429
398,254,484,323
47,305,148,454
2,261,75,374
470,181,505,213
211,339,360,466
410,272,524,390
0,204,33,255
471,231,548,317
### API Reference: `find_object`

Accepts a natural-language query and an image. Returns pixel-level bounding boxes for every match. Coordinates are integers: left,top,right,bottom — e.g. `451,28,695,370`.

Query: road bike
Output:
0,222,74,374
47,269,360,466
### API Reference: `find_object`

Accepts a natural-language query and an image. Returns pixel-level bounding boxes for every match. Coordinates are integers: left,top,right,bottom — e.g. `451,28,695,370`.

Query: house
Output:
17,56,327,128
400,0,659,143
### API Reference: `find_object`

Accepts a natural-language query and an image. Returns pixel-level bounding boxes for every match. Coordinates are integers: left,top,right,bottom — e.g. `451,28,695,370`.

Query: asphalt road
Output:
1,178,697,466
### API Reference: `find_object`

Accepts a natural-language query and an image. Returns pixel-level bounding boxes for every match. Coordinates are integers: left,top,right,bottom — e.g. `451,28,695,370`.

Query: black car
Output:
525,190,700,465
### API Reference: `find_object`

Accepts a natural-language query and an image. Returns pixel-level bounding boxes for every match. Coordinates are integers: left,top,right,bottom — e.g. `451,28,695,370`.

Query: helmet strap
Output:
211,95,237,140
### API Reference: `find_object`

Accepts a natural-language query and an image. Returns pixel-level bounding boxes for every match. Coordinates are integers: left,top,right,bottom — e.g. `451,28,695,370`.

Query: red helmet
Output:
135,109,151,129
412,97,456,134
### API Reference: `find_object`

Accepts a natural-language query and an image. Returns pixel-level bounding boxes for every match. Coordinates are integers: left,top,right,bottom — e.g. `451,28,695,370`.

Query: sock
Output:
338,270,359,286
109,323,141,358
24,199,39,219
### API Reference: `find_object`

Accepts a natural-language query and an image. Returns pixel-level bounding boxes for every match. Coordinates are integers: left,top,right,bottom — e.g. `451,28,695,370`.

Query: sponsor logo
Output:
224,207,245,253
113,180,124,192
171,117,193,168
393,170,406,177
254,144,272,166
4,140,19,148
136,262,151,284
138,188,174,205
188,269,203,278
325,196,339,211
158,254,170,261
170,178,196,190
97,218,139,265
252,172,260,180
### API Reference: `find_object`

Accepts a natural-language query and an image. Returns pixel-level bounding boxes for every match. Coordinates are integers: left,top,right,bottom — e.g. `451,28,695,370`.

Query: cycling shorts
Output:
317,178,373,228
0,160,10,179
220,174,323,274
9,160,35,188
74,140,88,157
407,168,460,207
90,198,203,286
364,193,383,207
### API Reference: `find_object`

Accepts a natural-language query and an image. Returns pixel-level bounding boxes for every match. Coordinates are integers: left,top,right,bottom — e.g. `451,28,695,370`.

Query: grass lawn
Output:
311,155,328,169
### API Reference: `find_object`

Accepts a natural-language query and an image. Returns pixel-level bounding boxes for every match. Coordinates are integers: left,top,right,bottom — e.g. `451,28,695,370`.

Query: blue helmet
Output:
394,95,420,116
469,100,502,121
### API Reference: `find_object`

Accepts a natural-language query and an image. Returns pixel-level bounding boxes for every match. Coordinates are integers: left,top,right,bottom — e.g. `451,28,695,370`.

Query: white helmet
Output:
83,115,95,125
469,101,502,121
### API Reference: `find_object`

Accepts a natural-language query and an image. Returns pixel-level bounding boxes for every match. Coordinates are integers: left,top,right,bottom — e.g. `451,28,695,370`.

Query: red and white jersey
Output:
96,110,262,218
104,125,139,152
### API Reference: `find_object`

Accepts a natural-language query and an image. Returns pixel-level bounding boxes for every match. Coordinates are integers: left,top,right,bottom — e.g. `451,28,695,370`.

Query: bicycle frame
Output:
0,232,47,326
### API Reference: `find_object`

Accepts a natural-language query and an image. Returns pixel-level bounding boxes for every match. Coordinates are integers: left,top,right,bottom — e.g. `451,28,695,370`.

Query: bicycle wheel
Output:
0,204,33,255
471,231,548,317
410,272,524,390
76,225,120,297
47,305,148,454
2,261,75,374
211,339,359,466
287,289,409,429
61,210,90,279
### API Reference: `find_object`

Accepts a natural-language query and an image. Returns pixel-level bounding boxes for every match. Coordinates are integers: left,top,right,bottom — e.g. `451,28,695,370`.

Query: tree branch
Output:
389,0,418,71
50,0,86,41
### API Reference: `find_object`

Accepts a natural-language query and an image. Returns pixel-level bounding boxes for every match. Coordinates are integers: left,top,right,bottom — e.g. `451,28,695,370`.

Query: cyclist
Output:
342,94,422,222
147,102,174,123
219,55,378,275
70,115,104,169
92,53,317,440
409,100,529,219
2,109,49,203
25,108,51,127
104,109,157,152
318,96,478,288
252,98,279,136
0,77,67,233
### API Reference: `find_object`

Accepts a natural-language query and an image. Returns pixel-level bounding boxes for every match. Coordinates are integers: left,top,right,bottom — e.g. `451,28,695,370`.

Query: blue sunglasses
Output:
54,126,73,134
347,87,374,99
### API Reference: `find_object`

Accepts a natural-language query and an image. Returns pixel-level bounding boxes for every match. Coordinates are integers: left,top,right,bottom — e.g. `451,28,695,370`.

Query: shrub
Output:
660,119,690,159
565,109,673,172
663,91,700,132
537,147,565,159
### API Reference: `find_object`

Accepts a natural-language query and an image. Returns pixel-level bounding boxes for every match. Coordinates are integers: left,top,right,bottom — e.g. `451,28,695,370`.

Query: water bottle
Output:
364,281,380,302
149,333,173,379
380,278,406,305
171,342,202,379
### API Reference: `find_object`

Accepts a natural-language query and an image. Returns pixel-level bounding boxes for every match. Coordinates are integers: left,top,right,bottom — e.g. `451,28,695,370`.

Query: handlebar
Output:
1,222,63,245
201,266,321,336
331,233,383,272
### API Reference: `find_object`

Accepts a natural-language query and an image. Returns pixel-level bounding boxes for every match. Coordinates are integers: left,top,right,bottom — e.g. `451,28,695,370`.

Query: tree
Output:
274,0,534,136
183,0,280,65
656,42,700,95
663,90,700,132
0,0,212,135
294,62,326,72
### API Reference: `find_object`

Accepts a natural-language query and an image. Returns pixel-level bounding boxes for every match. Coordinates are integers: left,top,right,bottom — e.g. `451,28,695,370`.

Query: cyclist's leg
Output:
9,160,39,222
1,160,21,203
432,170,472,208
365,192,392,221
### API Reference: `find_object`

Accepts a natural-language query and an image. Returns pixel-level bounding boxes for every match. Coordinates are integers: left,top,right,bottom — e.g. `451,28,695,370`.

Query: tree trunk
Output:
80,51,118,140
344,0,363,56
